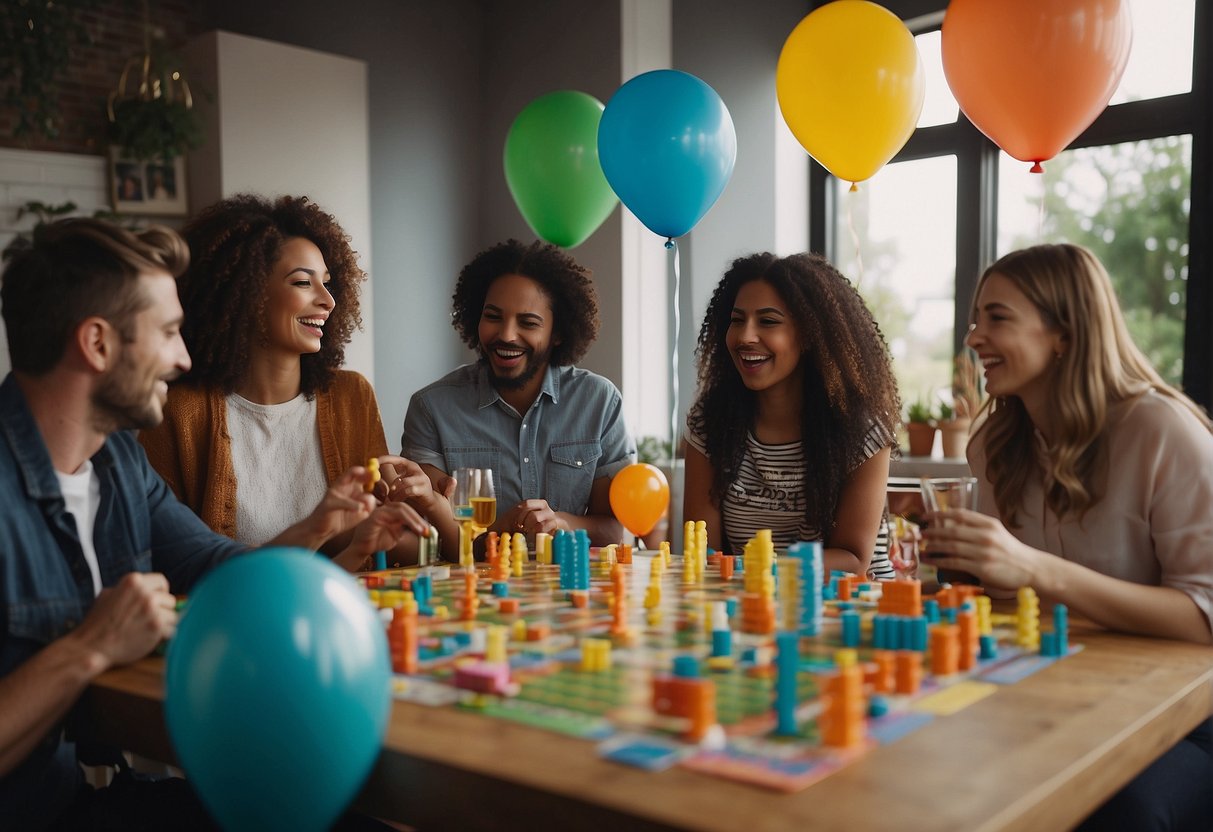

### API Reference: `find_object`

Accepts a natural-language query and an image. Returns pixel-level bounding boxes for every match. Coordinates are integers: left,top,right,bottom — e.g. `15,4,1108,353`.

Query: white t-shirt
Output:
226,392,327,547
55,460,103,596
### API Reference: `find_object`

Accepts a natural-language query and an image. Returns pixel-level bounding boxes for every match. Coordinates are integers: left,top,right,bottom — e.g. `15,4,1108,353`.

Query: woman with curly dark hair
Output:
139,194,437,562
403,238,635,548
683,252,900,578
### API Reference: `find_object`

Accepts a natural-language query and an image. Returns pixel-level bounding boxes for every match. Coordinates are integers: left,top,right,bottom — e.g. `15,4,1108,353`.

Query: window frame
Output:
808,0,1212,409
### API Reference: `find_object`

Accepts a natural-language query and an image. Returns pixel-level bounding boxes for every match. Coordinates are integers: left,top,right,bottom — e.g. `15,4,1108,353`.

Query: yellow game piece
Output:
485,625,507,664
536,532,552,564
365,457,380,494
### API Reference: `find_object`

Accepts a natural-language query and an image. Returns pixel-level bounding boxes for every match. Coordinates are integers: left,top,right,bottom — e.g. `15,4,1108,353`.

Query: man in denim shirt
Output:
0,219,424,829
402,240,635,550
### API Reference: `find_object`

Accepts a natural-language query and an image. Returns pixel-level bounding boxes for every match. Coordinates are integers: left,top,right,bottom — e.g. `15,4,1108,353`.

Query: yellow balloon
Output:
776,0,924,186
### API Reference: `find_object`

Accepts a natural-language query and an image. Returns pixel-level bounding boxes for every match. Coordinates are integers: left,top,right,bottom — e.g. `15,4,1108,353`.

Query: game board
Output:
360,525,1076,793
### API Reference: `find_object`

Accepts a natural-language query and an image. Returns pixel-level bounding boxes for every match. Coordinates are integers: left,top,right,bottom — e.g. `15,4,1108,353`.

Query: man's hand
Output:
67,573,177,672
499,499,567,541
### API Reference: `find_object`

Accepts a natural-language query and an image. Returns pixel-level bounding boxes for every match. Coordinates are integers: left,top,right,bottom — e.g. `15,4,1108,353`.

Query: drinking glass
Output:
469,469,496,527
919,476,979,585
452,468,476,523
919,476,979,518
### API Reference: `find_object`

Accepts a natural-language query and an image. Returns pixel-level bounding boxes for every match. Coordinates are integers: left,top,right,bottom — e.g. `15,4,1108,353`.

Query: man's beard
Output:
481,342,552,391
91,354,166,432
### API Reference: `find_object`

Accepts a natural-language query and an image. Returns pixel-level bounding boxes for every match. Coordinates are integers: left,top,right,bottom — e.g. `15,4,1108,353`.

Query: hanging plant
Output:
107,95,200,162
0,0,95,140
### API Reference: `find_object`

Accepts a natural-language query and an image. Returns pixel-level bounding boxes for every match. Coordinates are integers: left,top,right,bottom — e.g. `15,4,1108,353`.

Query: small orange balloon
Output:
609,463,670,538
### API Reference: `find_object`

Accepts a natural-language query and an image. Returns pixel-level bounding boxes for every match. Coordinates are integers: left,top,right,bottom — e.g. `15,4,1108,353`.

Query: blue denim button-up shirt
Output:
0,373,244,828
401,363,635,514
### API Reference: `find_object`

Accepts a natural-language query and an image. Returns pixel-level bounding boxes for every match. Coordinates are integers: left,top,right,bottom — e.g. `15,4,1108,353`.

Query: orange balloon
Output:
609,463,670,538
942,0,1132,171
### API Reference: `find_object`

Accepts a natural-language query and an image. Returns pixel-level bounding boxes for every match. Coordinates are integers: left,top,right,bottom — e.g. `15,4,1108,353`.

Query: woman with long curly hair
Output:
139,194,437,561
924,245,1213,829
683,252,900,578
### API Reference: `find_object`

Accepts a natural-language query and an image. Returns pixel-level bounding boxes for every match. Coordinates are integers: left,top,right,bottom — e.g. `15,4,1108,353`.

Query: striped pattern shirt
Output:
687,422,895,580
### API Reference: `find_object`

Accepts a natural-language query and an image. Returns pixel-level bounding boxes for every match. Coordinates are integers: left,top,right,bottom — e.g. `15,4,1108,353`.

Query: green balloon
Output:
504,91,619,248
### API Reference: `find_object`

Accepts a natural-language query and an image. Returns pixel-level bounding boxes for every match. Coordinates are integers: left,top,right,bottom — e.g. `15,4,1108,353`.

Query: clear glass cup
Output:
919,476,979,517
452,468,476,522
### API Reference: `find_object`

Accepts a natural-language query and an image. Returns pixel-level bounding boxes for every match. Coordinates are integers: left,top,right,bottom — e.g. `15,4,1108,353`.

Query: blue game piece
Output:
841,609,861,647
868,694,890,718
373,551,387,571
711,629,732,658
491,582,509,598
943,606,958,624
672,655,700,678
774,631,800,736
924,599,940,623
979,633,998,660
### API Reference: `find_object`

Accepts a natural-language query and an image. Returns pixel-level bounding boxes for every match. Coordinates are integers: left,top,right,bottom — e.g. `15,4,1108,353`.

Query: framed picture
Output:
108,148,188,216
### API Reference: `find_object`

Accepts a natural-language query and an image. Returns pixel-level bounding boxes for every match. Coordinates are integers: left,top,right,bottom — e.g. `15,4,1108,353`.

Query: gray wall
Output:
672,0,812,429
476,0,625,385
204,0,814,446
207,0,483,447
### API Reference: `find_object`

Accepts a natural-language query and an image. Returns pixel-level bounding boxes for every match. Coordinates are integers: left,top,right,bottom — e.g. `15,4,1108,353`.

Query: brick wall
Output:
0,0,206,156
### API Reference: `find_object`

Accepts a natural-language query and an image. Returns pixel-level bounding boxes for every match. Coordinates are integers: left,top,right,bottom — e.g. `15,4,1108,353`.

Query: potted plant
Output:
905,397,936,458
938,350,982,459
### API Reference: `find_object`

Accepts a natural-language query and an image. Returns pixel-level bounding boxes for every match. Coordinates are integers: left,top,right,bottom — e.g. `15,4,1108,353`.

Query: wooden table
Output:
78,620,1213,832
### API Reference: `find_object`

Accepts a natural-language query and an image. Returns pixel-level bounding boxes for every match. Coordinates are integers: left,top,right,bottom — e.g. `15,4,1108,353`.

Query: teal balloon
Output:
598,70,737,239
165,549,390,832
504,90,619,248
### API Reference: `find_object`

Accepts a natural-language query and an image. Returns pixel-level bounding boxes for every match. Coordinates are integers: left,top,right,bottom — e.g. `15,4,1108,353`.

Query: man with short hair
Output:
0,219,423,828
402,239,635,549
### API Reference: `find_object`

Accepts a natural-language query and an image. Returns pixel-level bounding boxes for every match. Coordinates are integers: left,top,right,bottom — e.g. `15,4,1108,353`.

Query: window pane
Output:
832,156,958,413
1110,0,1194,103
996,136,1192,385
915,30,959,128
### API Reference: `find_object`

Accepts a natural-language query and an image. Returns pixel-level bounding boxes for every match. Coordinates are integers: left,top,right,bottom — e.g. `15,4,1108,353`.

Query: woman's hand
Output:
335,502,430,572
921,508,1046,591
380,456,454,519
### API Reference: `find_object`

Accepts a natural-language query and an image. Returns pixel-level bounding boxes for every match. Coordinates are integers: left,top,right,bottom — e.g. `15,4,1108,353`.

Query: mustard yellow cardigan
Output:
138,370,389,538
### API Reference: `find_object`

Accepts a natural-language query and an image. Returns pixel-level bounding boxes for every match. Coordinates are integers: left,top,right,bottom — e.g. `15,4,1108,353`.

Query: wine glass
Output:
469,468,496,528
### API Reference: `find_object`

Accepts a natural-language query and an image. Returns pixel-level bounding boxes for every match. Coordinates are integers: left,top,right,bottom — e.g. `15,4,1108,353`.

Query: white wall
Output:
207,0,483,450
184,31,375,383
0,149,114,376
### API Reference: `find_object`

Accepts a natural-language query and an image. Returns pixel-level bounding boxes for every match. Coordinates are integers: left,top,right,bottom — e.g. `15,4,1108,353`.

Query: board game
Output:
360,523,1075,792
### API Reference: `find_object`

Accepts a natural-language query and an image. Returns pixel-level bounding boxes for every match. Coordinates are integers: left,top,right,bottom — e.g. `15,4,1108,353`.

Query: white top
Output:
969,389,1213,631
687,423,894,579
55,460,103,596
226,392,327,547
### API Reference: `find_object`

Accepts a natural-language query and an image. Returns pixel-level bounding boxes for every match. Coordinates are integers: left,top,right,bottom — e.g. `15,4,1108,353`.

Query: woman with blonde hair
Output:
924,243,1212,830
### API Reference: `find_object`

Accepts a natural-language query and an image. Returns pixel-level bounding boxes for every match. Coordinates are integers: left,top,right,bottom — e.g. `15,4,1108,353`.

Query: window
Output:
811,0,1210,409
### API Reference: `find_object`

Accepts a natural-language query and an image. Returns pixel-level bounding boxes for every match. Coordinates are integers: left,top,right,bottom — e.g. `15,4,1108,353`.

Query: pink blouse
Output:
968,390,1213,631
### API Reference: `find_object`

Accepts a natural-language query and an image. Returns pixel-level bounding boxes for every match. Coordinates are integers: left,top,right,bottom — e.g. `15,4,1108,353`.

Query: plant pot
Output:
905,422,937,457
939,418,972,459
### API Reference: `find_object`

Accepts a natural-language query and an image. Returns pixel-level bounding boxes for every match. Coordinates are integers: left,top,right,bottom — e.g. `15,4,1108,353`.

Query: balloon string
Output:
1036,167,1047,241
845,187,866,290
669,240,681,460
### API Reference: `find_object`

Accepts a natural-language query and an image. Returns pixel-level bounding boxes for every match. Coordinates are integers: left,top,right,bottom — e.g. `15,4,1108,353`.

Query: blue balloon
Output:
165,549,391,832
598,69,737,239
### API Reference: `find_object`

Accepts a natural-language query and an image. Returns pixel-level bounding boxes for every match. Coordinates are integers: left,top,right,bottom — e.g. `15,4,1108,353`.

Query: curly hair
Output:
2,218,188,375
973,243,1211,526
689,252,901,538
177,194,365,395
451,239,599,366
